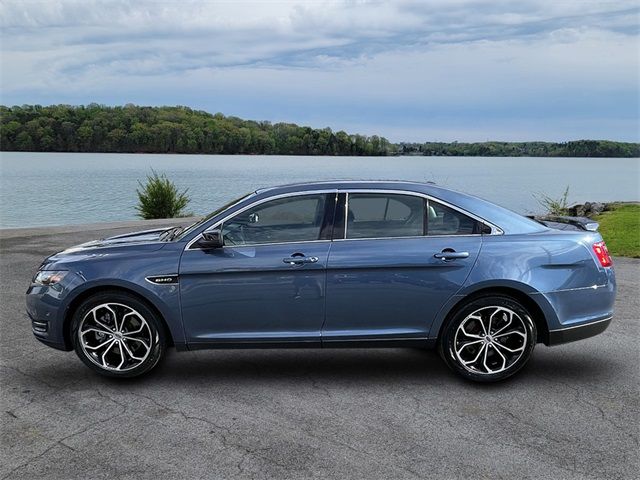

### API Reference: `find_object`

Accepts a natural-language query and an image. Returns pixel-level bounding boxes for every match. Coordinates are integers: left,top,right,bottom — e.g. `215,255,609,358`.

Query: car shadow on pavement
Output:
77,346,620,390
38,347,478,391
20,345,620,391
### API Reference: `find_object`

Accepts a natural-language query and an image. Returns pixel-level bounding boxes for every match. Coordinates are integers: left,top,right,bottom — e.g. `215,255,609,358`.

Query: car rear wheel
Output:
439,295,537,382
71,291,166,378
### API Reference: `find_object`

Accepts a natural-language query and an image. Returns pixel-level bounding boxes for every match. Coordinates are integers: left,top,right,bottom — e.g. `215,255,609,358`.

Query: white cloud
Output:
1,0,638,141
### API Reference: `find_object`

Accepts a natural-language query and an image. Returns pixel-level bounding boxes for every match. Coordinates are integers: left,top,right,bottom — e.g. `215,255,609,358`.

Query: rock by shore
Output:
567,202,607,217
566,201,640,218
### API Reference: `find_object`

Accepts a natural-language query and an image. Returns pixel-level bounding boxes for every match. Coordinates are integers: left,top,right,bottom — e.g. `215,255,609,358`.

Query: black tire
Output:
438,295,537,382
71,291,166,378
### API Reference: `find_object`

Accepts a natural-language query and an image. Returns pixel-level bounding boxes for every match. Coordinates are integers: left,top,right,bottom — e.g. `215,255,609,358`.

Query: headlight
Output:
33,270,68,285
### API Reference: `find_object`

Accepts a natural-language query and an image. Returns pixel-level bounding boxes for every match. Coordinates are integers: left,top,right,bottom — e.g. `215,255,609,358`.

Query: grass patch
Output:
593,203,640,258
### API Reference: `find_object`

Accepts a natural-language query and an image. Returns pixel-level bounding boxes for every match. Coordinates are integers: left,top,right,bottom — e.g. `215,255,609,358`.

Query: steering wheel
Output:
222,223,246,245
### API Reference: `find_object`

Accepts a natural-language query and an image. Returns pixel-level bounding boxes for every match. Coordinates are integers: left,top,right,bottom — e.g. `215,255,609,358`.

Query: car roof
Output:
255,180,433,194
254,180,546,234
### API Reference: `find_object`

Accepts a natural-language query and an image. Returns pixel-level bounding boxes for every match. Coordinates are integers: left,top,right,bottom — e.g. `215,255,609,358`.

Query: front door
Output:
323,192,483,343
179,192,335,346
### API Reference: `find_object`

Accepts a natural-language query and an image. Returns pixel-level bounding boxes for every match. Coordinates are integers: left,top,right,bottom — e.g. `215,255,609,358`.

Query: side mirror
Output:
198,229,224,249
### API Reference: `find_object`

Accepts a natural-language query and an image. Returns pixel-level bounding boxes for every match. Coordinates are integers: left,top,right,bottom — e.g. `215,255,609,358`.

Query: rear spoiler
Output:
527,215,599,232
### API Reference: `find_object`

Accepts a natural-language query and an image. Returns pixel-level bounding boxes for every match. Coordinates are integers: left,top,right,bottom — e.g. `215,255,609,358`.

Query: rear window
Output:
427,201,485,235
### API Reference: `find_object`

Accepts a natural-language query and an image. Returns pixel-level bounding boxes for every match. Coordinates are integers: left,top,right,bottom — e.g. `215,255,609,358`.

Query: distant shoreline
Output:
2,151,639,159
2,104,639,158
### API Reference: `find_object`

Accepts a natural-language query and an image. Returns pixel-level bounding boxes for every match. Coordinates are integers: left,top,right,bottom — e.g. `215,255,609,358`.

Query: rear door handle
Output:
283,256,319,265
434,251,469,260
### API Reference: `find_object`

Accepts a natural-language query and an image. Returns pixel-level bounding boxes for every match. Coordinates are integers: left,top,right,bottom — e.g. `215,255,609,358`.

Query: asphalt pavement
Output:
1,221,638,479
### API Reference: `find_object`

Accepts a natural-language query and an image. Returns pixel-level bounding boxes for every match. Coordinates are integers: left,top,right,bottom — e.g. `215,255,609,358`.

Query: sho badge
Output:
145,275,179,285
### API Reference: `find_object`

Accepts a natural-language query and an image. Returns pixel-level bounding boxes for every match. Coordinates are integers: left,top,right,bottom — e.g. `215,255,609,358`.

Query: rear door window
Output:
345,193,425,239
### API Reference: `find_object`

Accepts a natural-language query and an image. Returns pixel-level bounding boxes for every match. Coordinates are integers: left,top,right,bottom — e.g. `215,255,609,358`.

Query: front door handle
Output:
434,250,469,261
283,256,319,265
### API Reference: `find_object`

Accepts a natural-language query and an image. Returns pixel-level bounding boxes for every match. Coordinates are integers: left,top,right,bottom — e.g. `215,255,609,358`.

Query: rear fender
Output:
427,280,558,341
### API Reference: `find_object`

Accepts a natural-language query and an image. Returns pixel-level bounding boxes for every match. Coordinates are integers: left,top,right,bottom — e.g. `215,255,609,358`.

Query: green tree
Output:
14,131,34,150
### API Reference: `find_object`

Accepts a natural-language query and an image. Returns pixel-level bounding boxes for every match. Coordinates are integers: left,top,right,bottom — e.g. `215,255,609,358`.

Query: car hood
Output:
36,226,185,273
63,227,174,252
39,227,176,269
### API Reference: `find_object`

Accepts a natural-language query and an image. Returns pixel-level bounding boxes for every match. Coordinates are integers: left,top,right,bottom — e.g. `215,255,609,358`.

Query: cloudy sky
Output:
1,0,638,142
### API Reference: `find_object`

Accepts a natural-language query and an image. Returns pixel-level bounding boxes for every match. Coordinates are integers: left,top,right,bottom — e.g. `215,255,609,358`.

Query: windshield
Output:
173,192,255,241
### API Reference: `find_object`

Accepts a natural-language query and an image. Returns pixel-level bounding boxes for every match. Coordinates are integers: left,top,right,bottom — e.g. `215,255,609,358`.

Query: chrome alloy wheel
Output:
78,303,152,372
453,306,528,375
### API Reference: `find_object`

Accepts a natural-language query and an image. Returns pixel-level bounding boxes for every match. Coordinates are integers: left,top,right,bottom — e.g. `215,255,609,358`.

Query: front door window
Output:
221,194,331,246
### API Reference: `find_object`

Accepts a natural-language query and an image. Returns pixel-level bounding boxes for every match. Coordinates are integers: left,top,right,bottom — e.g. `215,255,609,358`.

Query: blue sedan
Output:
26,181,616,382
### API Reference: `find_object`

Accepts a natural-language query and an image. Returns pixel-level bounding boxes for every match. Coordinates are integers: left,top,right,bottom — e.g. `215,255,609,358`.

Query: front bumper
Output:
26,283,73,351
547,316,612,345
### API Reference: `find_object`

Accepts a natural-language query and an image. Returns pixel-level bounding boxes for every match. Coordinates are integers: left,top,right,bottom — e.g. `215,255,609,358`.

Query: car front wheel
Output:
439,295,537,382
71,291,166,378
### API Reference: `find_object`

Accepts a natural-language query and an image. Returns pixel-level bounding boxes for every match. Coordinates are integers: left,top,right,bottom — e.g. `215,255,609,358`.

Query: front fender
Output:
59,278,186,349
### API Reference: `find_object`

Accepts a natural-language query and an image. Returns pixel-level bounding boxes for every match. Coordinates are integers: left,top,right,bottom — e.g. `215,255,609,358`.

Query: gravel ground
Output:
1,222,638,479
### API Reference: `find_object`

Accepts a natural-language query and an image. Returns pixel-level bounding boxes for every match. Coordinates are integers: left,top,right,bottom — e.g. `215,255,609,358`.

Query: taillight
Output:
592,241,612,267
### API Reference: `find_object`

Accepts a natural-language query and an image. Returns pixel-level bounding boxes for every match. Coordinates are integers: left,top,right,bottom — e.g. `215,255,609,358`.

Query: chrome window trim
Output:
208,239,332,250
333,233,486,242
185,189,338,251
185,187,503,251
344,192,349,239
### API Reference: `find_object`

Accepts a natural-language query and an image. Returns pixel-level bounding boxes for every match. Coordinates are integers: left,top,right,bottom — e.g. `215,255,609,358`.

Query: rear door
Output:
323,191,483,343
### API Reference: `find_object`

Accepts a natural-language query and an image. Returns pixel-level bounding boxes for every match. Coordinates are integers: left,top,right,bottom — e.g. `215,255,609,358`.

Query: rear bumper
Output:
547,316,612,345
536,265,616,342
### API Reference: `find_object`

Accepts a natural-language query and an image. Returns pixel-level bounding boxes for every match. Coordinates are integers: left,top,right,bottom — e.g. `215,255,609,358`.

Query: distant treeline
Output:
1,104,638,157
397,140,640,158
0,104,392,156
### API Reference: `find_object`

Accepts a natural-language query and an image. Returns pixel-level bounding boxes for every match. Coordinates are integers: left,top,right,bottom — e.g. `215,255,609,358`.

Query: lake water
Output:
0,152,638,229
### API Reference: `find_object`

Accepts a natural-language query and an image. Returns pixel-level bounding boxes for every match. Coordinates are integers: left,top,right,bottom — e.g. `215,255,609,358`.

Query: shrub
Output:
535,185,570,215
135,170,190,219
